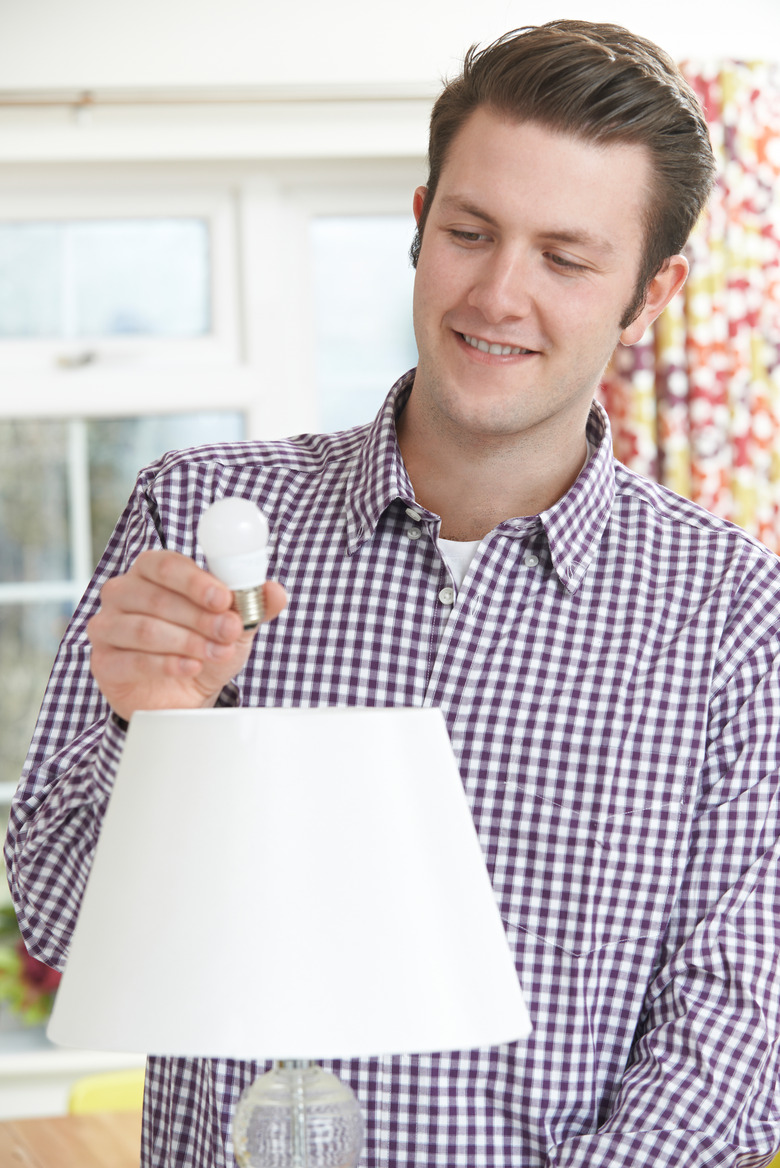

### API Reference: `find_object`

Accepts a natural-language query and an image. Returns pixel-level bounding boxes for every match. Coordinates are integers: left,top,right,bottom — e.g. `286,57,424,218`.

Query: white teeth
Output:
462,333,530,355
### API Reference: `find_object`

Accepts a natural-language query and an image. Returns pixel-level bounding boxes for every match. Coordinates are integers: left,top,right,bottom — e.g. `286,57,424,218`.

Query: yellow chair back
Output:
68,1067,145,1114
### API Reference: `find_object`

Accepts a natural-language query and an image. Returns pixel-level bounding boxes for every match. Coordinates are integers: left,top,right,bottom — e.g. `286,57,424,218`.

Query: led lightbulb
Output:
198,498,270,629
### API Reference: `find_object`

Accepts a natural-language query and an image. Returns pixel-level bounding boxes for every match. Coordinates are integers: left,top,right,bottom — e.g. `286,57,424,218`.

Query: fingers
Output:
129,548,236,616
128,552,288,632
87,550,289,719
97,571,240,661
262,580,288,624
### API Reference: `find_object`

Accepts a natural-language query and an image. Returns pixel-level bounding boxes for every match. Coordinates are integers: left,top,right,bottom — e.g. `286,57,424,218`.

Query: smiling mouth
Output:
460,333,536,356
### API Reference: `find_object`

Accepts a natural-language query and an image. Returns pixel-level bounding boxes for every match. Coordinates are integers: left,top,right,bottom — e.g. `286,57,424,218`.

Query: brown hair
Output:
411,20,716,324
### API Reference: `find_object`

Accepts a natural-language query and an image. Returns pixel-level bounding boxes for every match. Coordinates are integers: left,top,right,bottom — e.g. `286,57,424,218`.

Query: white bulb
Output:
198,498,270,628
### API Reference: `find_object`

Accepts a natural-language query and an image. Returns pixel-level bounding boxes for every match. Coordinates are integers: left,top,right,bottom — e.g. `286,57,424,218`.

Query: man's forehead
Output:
442,108,653,186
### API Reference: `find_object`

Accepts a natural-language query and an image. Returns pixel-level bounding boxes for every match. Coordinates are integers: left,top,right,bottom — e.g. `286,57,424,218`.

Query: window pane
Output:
88,411,244,565
0,411,245,791
0,421,70,583
0,224,62,337
0,412,244,584
73,220,210,337
0,602,72,788
0,219,210,339
311,216,417,432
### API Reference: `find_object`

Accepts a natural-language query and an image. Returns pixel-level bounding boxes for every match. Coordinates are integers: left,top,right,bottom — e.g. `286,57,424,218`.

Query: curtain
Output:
598,61,780,552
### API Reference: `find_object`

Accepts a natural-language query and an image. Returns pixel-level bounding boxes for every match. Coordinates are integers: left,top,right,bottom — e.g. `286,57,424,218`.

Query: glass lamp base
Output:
233,1060,364,1168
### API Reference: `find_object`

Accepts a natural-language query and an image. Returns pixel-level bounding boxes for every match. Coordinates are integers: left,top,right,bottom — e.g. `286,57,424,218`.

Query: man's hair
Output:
411,20,716,325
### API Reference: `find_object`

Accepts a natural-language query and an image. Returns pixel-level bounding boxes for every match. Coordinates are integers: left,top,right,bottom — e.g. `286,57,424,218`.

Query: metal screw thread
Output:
232,586,264,629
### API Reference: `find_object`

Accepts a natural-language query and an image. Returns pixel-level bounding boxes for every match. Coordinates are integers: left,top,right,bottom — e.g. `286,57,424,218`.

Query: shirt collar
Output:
345,369,418,552
345,372,616,593
537,399,615,593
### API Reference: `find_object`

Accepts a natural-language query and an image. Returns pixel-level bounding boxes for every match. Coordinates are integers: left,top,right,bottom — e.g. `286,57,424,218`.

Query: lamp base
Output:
233,1060,363,1168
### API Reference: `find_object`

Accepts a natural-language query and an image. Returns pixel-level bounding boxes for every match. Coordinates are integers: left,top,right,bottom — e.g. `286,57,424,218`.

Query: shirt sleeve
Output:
3,478,166,970
548,631,780,1167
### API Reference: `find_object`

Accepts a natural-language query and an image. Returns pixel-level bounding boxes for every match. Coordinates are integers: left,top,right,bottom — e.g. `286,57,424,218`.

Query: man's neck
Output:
396,398,590,541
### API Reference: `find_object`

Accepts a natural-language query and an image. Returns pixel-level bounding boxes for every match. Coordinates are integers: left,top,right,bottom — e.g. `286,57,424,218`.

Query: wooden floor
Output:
0,1109,141,1166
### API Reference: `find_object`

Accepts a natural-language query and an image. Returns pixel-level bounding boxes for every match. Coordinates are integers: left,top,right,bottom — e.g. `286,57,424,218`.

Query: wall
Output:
0,0,778,93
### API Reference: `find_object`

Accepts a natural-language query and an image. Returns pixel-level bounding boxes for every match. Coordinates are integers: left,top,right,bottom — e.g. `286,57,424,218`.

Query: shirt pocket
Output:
494,788,687,958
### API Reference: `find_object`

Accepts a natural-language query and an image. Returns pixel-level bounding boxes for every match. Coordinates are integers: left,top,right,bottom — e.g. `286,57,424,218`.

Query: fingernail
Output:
214,613,236,640
204,586,225,610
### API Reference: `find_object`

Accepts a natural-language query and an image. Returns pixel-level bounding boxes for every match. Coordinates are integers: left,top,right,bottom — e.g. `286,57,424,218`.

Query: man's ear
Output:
413,186,428,225
620,254,689,346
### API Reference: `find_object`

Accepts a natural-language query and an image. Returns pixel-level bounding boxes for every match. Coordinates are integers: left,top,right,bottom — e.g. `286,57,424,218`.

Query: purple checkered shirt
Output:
6,372,780,1167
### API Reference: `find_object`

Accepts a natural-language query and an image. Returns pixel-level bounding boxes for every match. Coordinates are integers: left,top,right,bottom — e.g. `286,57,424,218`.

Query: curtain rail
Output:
0,87,433,110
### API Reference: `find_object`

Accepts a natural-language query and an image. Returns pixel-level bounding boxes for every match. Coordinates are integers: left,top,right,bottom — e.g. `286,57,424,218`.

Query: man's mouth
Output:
461,333,536,356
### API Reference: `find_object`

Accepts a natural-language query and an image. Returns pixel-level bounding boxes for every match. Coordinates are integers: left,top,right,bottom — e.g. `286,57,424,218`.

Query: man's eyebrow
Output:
437,196,500,226
437,195,617,258
542,229,618,258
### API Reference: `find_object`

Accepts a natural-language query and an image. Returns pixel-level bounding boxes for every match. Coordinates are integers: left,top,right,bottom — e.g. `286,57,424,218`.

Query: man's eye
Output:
450,229,487,243
547,253,586,272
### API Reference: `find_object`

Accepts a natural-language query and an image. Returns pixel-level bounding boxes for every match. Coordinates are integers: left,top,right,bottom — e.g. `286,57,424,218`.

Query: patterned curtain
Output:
598,61,780,551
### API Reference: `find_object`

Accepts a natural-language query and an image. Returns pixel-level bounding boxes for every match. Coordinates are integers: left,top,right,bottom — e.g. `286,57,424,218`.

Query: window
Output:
0,178,258,795
0,186,240,374
0,218,211,340
0,411,245,794
311,214,417,431
0,160,421,795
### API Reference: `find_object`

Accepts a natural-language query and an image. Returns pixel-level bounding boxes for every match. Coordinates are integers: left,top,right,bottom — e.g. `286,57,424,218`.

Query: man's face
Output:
409,108,669,452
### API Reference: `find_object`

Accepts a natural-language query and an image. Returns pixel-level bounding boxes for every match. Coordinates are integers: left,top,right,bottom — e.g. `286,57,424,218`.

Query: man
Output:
6,19,780,1168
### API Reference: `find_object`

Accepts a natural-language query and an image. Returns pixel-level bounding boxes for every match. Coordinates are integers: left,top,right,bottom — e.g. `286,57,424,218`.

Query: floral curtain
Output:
598,61,780,552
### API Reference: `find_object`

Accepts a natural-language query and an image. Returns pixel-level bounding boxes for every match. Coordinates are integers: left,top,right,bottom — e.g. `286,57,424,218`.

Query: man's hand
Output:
87,549,288,720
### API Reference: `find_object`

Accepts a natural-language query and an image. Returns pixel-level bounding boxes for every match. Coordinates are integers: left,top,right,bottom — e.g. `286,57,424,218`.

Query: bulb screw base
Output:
233,586,264,629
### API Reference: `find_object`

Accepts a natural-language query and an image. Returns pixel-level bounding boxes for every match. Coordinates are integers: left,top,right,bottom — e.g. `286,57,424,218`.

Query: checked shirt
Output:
6,371,780,1167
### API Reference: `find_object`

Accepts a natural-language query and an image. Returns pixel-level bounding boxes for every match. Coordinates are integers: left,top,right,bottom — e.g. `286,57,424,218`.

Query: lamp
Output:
48,707,531,1166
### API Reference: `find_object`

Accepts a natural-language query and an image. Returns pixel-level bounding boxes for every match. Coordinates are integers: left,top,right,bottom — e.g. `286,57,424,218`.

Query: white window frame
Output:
0,154,424,642
0,156,424,438
239,160,421,436
0,185,241,371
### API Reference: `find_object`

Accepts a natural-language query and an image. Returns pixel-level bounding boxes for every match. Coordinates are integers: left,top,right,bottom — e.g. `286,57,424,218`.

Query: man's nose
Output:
466,248,533,323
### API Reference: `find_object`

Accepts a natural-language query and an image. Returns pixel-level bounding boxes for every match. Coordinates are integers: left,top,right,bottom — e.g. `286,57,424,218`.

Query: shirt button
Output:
406,527,422,540
438,586,455,605
524,552,539,567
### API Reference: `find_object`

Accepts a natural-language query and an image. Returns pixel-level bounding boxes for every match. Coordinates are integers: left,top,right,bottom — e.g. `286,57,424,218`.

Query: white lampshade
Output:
48,707,531,1060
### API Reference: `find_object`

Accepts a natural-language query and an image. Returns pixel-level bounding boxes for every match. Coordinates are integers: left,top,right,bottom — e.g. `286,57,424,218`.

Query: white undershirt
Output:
438,537,481,588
